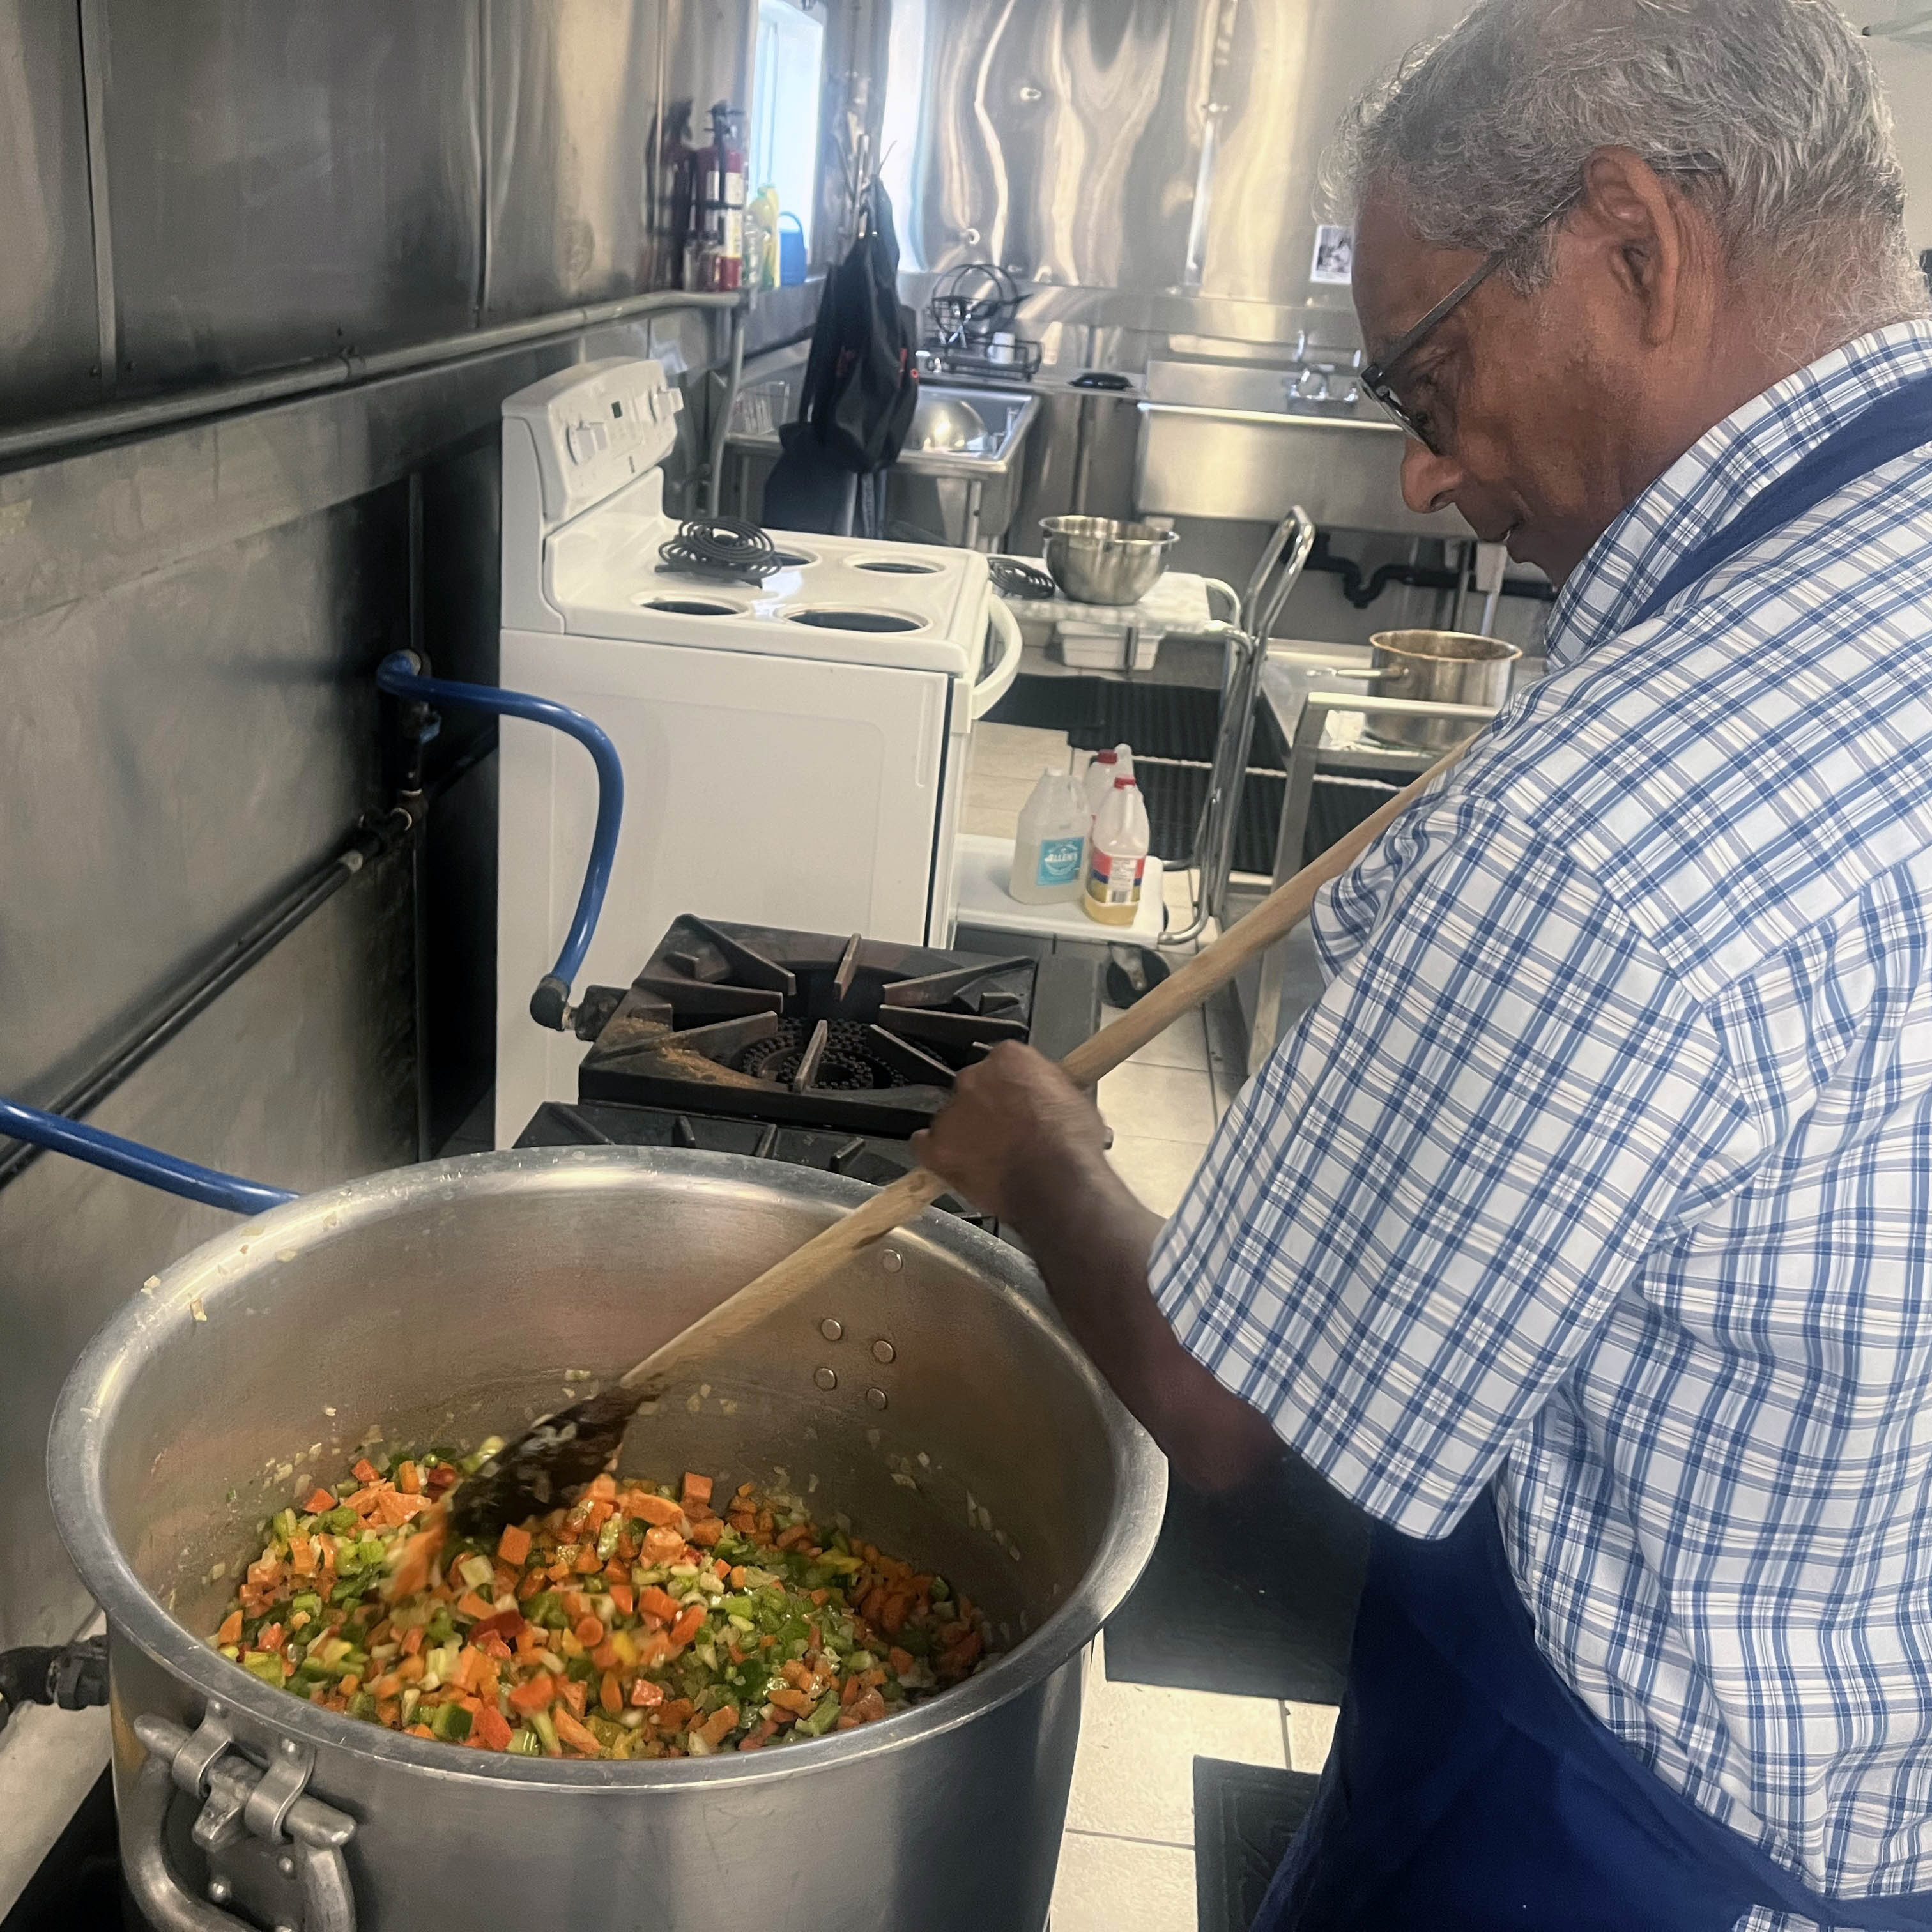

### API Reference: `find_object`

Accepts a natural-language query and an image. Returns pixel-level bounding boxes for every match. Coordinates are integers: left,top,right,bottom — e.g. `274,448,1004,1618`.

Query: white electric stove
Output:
494,357,1023,1147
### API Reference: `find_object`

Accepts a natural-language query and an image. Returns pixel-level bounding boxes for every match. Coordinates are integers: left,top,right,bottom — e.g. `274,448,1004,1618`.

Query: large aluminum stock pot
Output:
48,1147,1166,1932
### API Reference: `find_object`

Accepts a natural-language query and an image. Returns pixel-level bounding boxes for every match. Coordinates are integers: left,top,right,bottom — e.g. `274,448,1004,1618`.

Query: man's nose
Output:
1402,439,1464,516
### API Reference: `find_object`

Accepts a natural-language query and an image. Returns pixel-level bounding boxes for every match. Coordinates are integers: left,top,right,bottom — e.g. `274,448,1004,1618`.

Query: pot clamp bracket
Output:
128,1704,358,1932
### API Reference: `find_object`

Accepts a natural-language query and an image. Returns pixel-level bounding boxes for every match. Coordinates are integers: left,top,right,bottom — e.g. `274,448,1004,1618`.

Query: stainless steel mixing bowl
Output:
1039,516,1179,606
49,1146,1164,1932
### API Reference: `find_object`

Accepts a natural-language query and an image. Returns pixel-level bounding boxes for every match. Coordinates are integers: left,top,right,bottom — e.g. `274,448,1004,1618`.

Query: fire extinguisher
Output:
684,101,746,293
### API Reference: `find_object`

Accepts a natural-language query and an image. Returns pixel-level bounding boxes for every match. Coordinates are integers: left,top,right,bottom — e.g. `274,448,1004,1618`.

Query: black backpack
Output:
790,181,919,475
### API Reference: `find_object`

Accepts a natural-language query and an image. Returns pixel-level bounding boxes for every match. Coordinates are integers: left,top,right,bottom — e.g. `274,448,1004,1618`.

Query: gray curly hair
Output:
1331,0,1928,347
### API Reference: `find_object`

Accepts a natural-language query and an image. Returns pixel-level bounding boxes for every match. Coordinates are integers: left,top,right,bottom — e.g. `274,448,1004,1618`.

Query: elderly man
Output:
914,1,1932,1926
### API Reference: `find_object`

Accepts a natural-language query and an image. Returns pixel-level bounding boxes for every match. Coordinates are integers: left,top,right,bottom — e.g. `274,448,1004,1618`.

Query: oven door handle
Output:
971,599,1025,721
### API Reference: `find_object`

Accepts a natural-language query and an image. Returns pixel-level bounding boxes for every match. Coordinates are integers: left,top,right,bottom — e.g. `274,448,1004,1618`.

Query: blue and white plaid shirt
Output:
1153,324,1932,1925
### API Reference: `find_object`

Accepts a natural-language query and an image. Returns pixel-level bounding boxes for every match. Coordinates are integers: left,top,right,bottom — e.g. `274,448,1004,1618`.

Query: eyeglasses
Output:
1359,191,1582,456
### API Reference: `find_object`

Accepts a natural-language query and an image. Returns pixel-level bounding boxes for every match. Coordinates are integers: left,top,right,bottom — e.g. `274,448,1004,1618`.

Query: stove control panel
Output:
503,356,684,526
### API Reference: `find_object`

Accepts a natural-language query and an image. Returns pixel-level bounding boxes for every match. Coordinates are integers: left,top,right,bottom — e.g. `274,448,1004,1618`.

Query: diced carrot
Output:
517,1570,545,1601
630,1493,684,1528
880,1594,909,1636
585,1499,614,1532
373,1490,429,1526
508,1674,554,1713
257,1622,284,1652
574,1547,601,1574
289,1536,316,1577
496,1523,532,1567
352,1458,380,1484
396,1655,425,1684
775,1524,814,1551
656,1698,695,1731
841,1675,862,1706
406,1723,434,1738
599,1671,623,1715
303,1488,336,1514
641,1526,686,1565
887,1647,916,1676
681,1472,714,1512
606,1583,634,1616
217,1610,243,1645
455,1648,485,1693
455,1590,494,1621
590,1641,620,1671
394,1459,421,1494
371,1673,402,1699
376,1699,401,1726
472,1705,512,1751
669,1606,706,1648
574,1614,606,1647
694,1704,739,1747
338,1675,360,1698
769,1686,815,1717
553,1710,601,1755
629,1677,664,1709
638,1586,681,1626
560,1677,588,1719
738,1720,778,1751
586,1472,617,1501
401,1627,424,1657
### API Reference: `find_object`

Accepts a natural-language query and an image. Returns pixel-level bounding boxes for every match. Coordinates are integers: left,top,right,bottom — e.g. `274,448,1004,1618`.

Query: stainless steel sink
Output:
1135,358,1471,538
723,360,1039,548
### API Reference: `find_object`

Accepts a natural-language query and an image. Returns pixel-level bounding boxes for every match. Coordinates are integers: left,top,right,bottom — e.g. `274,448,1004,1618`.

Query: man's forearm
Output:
1008,1151,1282,1492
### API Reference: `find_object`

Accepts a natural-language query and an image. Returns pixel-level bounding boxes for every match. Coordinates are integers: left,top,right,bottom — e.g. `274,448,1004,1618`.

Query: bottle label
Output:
1036,836,1084,887
1085,849,1146,908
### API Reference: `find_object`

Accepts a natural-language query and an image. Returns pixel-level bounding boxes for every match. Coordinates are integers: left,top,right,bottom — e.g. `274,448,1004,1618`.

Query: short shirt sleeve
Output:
1150,794,1758,1538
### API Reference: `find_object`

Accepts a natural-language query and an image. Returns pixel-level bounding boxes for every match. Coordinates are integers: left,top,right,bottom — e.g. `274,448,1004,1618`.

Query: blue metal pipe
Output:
0,1099,296,1215
377,652,623,1027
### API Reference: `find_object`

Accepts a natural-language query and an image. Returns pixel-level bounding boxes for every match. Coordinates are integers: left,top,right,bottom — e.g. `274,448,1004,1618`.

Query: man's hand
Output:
910,1041,1108,1227
912,1039,1280,1494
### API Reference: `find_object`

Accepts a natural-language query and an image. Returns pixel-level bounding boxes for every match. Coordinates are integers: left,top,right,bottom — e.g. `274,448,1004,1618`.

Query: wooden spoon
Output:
411,743,1466,1563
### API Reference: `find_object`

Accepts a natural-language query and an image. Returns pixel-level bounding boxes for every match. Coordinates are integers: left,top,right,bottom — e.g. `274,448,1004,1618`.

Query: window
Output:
750,0,826,256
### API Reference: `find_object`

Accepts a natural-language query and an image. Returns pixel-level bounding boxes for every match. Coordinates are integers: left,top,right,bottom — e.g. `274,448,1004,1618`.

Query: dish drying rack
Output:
923,263,1042,382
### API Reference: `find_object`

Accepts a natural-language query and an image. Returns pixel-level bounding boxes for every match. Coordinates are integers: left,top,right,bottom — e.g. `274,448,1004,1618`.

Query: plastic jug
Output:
1083,747,1120,821
1009,768,1090,904
1084,775,1151,926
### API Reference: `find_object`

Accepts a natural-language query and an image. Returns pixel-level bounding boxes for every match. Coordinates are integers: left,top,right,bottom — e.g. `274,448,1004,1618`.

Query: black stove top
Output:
569,917,1091,1140
514,1099,997,1232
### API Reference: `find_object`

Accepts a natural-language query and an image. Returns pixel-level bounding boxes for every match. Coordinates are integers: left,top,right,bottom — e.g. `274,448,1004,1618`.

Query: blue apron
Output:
1256,369,1932,1932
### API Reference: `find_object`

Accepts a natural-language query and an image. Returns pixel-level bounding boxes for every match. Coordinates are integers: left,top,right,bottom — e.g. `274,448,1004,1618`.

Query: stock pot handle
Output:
125,1713,357,1932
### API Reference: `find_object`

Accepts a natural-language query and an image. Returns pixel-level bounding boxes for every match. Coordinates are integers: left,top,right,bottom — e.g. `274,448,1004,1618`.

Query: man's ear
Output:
1568,146,1698,348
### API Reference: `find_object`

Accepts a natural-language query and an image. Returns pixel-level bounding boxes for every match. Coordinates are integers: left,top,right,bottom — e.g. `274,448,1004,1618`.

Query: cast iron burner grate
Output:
571,916,1041,1137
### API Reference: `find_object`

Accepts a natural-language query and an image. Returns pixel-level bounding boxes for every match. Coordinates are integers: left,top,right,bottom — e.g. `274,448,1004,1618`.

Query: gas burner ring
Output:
635,594,746,617
849,555,945,577
786,605,929,634
767,546,818,569
735,1019,900,1091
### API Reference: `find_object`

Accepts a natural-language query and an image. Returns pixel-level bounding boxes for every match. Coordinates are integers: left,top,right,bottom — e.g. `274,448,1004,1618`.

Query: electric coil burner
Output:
566,916,1068,1140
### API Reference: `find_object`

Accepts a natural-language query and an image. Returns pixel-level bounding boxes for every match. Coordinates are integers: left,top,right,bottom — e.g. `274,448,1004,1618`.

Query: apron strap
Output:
1631,371,1932,631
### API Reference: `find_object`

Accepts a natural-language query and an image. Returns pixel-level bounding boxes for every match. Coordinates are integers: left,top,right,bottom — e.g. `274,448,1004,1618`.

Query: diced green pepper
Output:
348,1691,378,1721
289,1592,323,1619
241,1651,286,1687
797,1693,841,1736
529,1708,559,1752
507,1726,542,1757
322,1506,358,1534
429,1700,472,1742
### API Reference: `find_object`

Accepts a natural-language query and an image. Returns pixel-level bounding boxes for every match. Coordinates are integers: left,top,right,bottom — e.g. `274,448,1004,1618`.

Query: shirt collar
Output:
1544,322,1932,671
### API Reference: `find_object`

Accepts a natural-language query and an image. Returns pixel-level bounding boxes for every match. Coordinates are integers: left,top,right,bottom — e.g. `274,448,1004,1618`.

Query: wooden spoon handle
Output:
620,741,1466,1384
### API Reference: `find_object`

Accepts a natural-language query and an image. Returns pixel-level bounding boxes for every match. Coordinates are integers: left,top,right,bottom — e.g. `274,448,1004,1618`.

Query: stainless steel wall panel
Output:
0,1,102,423
97,0,484,392
882,0,1469,319
482,0,666,319
0,873,415,1652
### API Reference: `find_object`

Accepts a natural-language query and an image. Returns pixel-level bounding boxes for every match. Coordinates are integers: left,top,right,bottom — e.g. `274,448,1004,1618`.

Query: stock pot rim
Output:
49,1146,1167,1788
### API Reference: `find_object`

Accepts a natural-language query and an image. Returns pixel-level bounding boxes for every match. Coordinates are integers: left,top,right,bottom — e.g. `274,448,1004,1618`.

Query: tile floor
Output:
962,726,1342,1926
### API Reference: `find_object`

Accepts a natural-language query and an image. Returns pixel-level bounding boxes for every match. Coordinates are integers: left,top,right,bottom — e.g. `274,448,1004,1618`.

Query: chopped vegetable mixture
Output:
208,1443,993,1759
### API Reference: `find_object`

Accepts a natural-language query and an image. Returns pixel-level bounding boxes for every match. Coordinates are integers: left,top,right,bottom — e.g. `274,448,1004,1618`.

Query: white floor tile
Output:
1285,1701,1339,1775
1097,1061,1217,1143
972,723,1073,779
1067,1669,1285,1847
1100,1003,1209,1071
1051,1831,1198,1932
1107,1135,1208,1218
